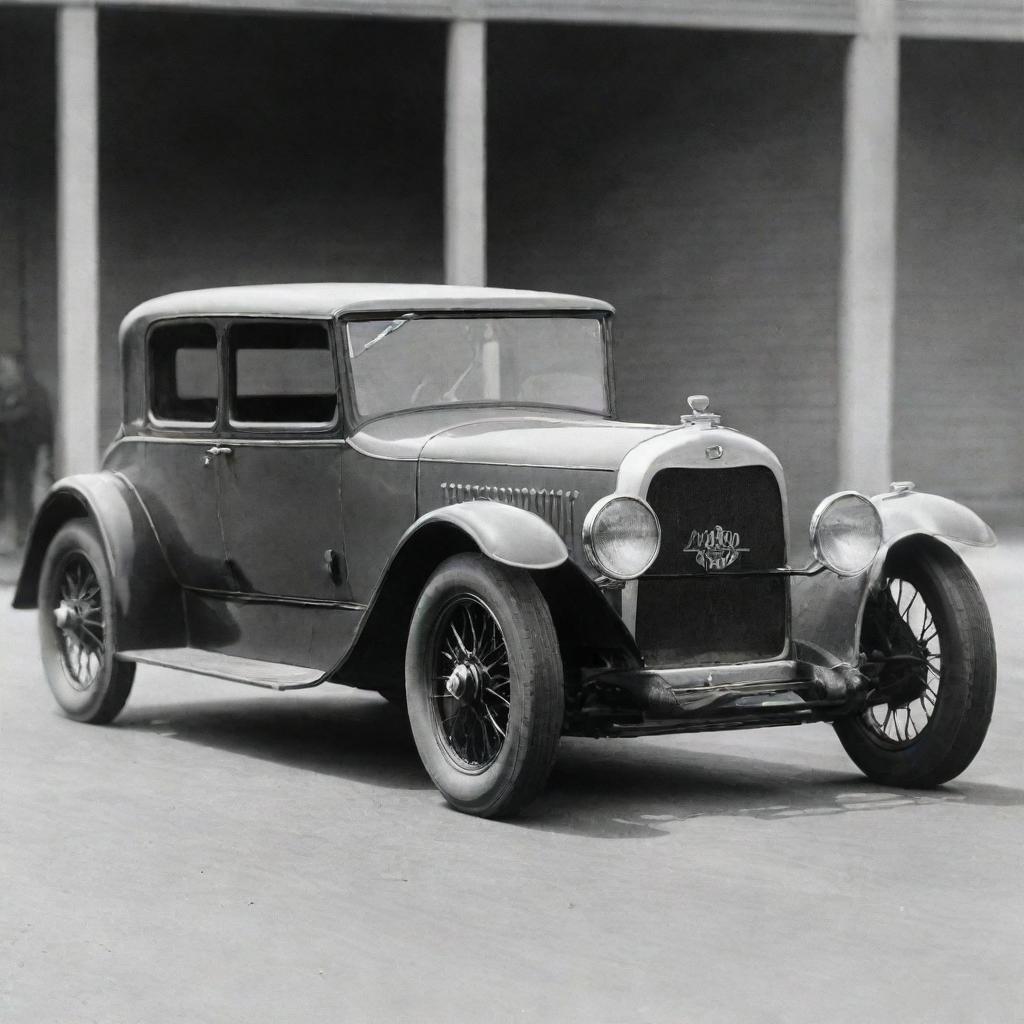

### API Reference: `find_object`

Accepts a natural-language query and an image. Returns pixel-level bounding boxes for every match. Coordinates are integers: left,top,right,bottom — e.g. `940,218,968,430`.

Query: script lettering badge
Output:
684,525,749,570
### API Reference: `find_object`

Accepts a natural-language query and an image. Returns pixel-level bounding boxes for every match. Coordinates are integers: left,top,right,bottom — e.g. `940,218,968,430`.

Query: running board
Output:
117,648,325,690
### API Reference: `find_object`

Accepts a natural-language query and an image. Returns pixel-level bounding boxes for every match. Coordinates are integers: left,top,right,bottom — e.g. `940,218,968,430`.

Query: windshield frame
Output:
337,309,616,431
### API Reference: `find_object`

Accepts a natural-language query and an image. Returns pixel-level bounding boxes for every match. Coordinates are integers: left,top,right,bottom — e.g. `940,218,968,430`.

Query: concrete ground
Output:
1,540,1021,1024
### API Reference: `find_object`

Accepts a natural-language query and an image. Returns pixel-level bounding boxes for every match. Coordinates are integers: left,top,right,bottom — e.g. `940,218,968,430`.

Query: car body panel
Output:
347,406,618,462
105,437,233,591
216,439,349,602
418,415,671,471
180,590,357,670
339,447,419,603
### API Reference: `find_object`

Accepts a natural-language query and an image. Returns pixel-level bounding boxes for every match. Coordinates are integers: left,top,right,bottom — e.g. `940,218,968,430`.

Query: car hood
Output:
349,408,673,468
396,413,674,470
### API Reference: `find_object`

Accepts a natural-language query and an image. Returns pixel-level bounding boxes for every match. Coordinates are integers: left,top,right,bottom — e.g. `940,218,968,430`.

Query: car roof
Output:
121,283,614,337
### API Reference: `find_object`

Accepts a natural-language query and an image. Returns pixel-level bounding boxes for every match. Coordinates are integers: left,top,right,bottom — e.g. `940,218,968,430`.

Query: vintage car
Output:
15,284,998,817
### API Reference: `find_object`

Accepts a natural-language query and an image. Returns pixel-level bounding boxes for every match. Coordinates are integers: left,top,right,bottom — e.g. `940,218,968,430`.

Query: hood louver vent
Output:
440,482,581,544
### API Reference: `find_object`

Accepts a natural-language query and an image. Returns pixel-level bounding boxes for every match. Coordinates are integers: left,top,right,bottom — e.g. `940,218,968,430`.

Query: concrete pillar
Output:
0,24,27,358
444,20,486,286
837,0,899,494
56,5,100,475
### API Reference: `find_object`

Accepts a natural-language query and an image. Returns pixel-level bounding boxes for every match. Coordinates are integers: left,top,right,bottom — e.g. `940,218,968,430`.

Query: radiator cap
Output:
681,394,721,427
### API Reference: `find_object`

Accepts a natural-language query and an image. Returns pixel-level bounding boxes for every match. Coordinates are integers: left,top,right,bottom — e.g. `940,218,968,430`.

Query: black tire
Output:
37,520,135,724
834,542,995,788
405,553,564,818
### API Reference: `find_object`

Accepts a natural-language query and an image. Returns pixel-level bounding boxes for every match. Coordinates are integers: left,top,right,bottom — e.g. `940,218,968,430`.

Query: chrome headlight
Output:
583,495,661,580
810,491,883,576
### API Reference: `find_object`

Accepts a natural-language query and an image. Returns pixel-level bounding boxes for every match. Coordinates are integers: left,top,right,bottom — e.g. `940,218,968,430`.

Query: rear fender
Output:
791,490,995,666
12,473,185,650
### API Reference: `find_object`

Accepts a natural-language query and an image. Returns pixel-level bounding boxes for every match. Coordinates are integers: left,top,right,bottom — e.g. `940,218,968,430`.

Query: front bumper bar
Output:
577,656,867,737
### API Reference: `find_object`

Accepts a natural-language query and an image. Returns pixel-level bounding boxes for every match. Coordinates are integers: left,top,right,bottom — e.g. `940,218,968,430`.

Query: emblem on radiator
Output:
684,525,748,570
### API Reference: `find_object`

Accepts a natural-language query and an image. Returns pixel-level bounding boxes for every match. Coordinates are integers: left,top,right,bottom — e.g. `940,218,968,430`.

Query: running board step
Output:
117,648,325,690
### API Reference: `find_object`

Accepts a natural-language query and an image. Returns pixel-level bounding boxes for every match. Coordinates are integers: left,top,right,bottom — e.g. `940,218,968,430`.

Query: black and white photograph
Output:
1,0,1021,1021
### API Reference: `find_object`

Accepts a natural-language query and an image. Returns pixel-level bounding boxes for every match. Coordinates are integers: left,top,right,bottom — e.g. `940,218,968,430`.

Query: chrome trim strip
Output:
642,563,825,580
422,457,624,472
183,584,366,611
110,435,346,448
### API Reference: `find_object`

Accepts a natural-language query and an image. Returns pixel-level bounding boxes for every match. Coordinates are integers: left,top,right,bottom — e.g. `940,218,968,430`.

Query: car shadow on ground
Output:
526,738,1024,838
117,692,433,792
116,691,1024,838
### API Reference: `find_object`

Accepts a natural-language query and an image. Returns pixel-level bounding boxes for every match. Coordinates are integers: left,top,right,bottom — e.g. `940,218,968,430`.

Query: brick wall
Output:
488,24,1023,537
1,11,1020,537
893,40,1024,526
96,11,446,442
489,25,846,544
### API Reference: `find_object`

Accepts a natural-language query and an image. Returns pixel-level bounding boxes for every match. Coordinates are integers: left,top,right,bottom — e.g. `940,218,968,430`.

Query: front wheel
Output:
405,553,564,818
834,542,996,788
38,520,135,724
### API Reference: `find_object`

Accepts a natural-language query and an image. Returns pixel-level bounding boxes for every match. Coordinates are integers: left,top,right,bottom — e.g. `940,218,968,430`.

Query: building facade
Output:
1,0,1021,539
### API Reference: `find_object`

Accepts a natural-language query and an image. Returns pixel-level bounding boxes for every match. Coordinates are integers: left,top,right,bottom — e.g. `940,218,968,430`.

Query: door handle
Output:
202,445,233,466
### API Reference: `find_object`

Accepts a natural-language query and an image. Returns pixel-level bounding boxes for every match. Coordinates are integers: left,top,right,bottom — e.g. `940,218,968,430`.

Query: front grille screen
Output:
637,577,788,668
646,465,785,573
638,466,787,668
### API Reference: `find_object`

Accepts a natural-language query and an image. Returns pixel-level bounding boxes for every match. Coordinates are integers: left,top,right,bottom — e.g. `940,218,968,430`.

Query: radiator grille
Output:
638,466,788,668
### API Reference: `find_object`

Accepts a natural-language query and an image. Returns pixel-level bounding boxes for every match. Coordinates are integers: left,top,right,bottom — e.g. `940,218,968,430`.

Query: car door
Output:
215,318,352,604
126,319,235,591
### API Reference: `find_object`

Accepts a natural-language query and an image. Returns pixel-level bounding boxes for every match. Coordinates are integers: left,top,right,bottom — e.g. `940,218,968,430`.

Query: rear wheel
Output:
405,554,564,818
835,543,995,787
38,520,135,724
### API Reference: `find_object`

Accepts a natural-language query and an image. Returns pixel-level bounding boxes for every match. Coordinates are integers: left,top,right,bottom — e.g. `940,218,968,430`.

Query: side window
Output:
149,322,218,425
227,321,337,427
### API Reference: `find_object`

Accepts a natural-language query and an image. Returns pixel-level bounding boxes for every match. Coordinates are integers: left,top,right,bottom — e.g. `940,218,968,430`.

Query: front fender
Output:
791,489,995,665
12,472,185,650
328,503,569,691
413,501,569,570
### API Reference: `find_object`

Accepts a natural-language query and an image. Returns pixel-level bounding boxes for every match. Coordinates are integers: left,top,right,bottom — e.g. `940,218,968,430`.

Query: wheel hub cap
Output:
446,662,484,704
54,601,81,632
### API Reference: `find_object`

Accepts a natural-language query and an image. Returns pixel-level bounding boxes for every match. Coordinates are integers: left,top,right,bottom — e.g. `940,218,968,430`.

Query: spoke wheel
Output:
430,595,511,772
835,541,995,788
38,521,135,724
858,575,942,747
54,552,107,692
406,553,564,818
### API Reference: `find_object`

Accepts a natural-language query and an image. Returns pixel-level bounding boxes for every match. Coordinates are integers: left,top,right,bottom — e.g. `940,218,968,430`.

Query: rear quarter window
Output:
149,322,218,424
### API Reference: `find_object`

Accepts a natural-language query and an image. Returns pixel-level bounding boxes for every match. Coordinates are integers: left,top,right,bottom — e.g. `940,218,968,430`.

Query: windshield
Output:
345,315,609,419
